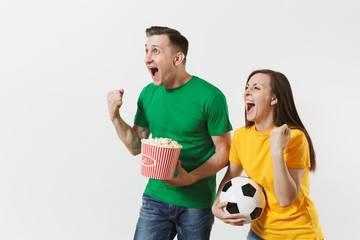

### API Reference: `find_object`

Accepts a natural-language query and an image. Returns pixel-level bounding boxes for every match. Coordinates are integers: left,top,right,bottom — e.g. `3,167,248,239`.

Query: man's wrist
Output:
110,114,120,123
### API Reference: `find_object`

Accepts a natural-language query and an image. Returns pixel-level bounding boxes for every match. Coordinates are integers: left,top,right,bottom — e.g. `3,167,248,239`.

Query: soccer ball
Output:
219,176,266,223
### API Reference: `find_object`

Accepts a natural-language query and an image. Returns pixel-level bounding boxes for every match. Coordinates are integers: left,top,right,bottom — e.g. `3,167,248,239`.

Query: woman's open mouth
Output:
246,100,255,114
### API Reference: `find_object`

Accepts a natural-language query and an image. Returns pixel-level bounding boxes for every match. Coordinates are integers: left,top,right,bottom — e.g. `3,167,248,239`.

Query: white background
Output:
1,0,359,239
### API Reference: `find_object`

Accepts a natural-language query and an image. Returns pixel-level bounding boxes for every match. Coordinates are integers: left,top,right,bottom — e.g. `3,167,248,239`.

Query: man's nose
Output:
145,53,153,63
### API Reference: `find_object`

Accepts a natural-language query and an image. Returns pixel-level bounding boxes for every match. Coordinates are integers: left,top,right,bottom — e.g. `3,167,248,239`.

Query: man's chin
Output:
152,78,162,86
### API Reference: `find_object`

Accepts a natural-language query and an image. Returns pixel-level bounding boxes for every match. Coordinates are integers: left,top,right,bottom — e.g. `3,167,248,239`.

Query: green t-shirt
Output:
134,76,232,208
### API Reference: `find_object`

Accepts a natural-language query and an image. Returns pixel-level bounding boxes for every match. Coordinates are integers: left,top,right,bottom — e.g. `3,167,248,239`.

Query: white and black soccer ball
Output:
219,176,266,223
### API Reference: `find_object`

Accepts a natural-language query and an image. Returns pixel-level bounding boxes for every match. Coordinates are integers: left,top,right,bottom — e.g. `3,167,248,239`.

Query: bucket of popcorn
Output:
140,138,182,180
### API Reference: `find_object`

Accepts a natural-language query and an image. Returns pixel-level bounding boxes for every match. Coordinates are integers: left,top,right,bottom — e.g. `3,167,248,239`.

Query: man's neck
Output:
164,71,192,89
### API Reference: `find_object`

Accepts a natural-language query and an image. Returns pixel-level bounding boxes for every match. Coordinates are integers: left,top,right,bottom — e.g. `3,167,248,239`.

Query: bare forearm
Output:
272,152,298,207
111,115,142,155
189,132,232,183
163,132,231,187
189,149,229,183
270,125,299,207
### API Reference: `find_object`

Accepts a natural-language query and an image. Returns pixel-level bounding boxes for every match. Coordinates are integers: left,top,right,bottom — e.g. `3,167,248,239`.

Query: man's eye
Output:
255,87,260,90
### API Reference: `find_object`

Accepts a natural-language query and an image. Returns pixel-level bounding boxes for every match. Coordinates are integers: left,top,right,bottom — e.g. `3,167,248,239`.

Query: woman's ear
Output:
271,96,278,106
173,52,185,66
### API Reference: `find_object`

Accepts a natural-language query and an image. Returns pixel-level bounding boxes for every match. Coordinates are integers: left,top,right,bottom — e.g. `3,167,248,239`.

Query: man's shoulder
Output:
192,76,220,89
191,76,225,98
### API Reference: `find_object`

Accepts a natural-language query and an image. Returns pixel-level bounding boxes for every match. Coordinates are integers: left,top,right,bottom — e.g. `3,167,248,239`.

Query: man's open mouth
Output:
149,67,159,77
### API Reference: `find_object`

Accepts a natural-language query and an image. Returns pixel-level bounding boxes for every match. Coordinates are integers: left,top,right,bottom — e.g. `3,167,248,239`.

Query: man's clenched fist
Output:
107,89,124,120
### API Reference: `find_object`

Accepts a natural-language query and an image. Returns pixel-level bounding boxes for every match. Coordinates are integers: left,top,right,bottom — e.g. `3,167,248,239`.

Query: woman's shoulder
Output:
233,126,252,136
290,128,306,138
289,127,308,146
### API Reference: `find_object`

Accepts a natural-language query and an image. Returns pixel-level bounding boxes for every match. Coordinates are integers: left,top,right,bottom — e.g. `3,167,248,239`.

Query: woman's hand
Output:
270,124,291,155
212,201,247,226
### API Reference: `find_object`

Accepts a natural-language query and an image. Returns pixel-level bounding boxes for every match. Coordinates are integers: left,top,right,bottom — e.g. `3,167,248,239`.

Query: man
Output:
107,26,232,240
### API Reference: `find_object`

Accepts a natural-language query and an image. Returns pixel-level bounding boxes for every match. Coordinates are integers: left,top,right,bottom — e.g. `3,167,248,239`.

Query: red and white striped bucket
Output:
140,142,182,180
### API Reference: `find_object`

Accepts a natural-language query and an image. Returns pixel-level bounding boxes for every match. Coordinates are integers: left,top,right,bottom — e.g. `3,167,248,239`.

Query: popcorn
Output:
141,137,182,149
140,137,182,180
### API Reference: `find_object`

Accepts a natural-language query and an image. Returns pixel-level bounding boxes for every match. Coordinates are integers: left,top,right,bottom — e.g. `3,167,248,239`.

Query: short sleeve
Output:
134,88,149,128
229,130,242,166
206,92,232,136
284,129,311,168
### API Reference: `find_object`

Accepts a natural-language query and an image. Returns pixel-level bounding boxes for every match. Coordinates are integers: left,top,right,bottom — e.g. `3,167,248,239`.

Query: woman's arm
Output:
211,162,247,226
270,124,304,207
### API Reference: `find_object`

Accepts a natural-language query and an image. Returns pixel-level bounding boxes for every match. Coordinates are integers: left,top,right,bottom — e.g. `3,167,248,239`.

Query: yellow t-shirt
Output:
229,125,324,240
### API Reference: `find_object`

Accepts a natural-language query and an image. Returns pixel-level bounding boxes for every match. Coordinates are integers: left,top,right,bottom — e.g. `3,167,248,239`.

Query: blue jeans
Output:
134,194,214,240
247,229,265,240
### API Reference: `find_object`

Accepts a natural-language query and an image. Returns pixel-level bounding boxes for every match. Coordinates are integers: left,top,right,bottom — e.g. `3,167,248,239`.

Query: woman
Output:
212,69,324,239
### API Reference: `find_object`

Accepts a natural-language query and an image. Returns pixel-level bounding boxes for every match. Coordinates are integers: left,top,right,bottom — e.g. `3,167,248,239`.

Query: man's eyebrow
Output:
145,44,160,48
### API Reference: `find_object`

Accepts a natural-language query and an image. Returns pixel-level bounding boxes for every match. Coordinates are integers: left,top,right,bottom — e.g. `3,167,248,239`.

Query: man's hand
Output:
107,89,124,121
162,161,196,187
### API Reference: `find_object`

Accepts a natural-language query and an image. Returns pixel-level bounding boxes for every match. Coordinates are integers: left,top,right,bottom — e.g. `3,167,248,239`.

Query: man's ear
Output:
173,52,185,66
271,96,278,106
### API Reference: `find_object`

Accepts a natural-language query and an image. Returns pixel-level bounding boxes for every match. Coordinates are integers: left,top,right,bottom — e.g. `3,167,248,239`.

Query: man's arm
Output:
107,89,150,156
163,131,231,186
111,116,150,156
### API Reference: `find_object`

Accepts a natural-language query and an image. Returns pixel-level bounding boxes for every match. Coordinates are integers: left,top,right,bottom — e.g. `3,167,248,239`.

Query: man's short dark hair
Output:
146,26,189,63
